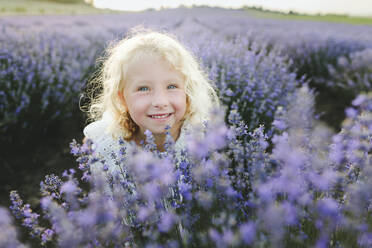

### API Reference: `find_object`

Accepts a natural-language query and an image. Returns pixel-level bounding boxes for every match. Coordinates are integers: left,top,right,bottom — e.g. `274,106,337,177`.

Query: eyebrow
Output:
132,79,150,85
132,78,182,85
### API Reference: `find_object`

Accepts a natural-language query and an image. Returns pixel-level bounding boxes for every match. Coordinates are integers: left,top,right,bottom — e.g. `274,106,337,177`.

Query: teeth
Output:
151,113,171,119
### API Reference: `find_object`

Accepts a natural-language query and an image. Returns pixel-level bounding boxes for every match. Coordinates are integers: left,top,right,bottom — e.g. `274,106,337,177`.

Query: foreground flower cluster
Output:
3,86,372,247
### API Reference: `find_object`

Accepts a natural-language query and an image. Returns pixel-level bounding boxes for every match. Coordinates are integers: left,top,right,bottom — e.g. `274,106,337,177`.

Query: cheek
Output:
126,96,148,119
175,92,187,115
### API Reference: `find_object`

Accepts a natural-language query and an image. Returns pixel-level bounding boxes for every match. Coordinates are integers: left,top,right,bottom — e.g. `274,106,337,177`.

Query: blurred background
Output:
93,0,372,16
0,1,372,245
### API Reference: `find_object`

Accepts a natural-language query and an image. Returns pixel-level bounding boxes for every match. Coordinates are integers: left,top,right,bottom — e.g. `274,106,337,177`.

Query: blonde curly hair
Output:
84,27,219,141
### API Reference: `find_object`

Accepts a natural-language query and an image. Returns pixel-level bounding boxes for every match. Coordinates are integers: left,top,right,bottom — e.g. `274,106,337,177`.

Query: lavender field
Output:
1,7,372,247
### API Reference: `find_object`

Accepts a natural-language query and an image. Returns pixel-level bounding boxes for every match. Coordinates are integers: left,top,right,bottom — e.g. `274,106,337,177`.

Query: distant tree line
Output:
241,5,349,17
38,0,87,4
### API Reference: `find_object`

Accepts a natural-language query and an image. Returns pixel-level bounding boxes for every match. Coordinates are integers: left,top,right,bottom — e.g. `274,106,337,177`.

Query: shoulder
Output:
83,113,132,175
83,111,114,141
83,111,125,155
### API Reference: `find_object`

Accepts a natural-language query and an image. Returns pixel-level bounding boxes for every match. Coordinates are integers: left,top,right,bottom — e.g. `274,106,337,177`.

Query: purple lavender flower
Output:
41,229,54,245
158,212,176,233
0,207,26,248
239,222,256,245
316,198,340,220
60,181,77,195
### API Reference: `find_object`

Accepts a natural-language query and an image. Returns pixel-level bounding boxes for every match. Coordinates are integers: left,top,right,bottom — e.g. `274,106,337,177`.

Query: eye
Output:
138,86,149,92
167,84,177,89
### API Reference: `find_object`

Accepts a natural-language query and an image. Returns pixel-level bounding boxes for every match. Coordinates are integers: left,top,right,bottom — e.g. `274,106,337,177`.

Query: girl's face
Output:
121,56,187,139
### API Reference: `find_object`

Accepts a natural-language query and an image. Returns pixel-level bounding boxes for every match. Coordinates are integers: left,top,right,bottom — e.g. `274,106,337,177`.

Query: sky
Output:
93,0,372,17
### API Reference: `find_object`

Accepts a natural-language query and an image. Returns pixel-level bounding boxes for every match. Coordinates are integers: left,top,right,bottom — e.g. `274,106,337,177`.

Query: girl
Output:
82,28,220,244
82,27,219,171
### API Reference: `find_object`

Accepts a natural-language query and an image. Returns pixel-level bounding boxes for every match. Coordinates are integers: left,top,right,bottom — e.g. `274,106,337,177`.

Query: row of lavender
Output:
193,7,372,94
1,8,372,147
0,8,301,148
0,21,106,146
3,86,372,247
190,8,372,129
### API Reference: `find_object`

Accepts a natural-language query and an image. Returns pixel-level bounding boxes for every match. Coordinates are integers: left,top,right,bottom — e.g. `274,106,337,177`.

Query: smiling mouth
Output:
148,113,172,119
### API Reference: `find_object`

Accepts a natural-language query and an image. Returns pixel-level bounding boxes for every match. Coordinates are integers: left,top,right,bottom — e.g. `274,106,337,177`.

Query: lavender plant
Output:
329,92,372,247
325,48,372,94
285,38,366,84
0,27,103,146
190,35,301,137
0,207,27,248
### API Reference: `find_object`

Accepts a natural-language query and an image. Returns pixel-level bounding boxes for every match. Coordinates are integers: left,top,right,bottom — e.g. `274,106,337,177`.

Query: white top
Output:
83,111,191,177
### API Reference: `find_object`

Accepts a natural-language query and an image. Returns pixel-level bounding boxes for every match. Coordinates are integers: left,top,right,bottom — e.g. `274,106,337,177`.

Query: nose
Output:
151,89,169,108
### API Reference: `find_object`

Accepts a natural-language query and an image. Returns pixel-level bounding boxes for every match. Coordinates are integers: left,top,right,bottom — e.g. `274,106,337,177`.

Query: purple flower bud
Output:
345,107,358,118
317,198,339,219
41,229,54,244
352,95,367,106
158,212,175,233
239,222,256,244
60,181,77,194
273,119,286,130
